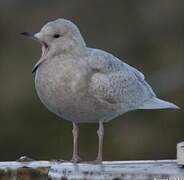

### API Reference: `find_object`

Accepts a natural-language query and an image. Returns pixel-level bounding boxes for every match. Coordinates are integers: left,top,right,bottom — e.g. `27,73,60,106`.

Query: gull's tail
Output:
139,97,180,110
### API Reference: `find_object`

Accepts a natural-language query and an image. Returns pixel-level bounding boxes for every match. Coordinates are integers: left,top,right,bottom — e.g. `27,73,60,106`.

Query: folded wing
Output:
88,49,179,110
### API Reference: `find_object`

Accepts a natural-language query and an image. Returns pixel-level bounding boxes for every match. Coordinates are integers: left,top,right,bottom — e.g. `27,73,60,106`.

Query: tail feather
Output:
139,97,180,110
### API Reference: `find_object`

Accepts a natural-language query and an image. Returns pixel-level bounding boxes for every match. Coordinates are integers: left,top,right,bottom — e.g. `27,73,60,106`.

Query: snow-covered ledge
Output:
0,142,183,180
0,159,183,180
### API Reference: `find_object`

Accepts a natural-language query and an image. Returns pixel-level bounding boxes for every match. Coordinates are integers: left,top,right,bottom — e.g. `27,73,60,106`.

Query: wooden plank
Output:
177,142,184,165
0,159,183,180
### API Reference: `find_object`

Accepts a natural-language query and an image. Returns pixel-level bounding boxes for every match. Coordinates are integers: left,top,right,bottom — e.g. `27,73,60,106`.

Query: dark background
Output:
0,0,183,161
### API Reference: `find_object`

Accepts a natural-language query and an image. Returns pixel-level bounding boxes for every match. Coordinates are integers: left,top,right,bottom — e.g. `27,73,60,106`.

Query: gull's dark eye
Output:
53,34,61,38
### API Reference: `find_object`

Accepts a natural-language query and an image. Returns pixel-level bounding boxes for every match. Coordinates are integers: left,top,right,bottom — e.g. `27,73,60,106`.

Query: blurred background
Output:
0,0,183,161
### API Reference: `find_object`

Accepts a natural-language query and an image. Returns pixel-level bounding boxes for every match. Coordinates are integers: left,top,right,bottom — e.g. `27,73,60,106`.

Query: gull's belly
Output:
34,60,116,123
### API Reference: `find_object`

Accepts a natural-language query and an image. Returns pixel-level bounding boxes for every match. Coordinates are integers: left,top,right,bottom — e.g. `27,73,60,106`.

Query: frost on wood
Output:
0,159,184,180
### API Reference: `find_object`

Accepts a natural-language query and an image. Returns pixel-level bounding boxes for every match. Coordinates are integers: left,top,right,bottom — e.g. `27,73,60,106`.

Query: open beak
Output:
20,32,48,48
21,32,49,73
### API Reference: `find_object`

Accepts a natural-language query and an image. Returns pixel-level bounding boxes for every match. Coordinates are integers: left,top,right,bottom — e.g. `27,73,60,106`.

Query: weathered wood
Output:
177,142,184,165
0,159,183,180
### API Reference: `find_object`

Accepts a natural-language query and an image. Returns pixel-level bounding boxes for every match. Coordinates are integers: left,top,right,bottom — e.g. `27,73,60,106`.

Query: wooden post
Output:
177,142,184,166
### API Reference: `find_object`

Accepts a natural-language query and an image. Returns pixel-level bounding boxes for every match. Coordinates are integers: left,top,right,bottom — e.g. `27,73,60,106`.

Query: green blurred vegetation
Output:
0,0,183,161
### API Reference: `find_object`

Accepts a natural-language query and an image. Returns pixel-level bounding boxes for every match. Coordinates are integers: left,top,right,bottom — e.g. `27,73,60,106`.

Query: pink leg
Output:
96,121,104,162
71,122,81,163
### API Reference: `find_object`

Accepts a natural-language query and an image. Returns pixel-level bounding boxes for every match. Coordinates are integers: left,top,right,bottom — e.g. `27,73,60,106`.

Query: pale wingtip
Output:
171,104,181,110
139,97,181,110
164,100,181,110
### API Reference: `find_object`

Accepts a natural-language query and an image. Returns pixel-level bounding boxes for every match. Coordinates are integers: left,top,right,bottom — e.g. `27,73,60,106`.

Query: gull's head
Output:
21,19,86,57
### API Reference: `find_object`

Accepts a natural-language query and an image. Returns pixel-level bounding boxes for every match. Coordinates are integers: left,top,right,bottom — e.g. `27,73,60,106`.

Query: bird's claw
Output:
70,155,82,163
